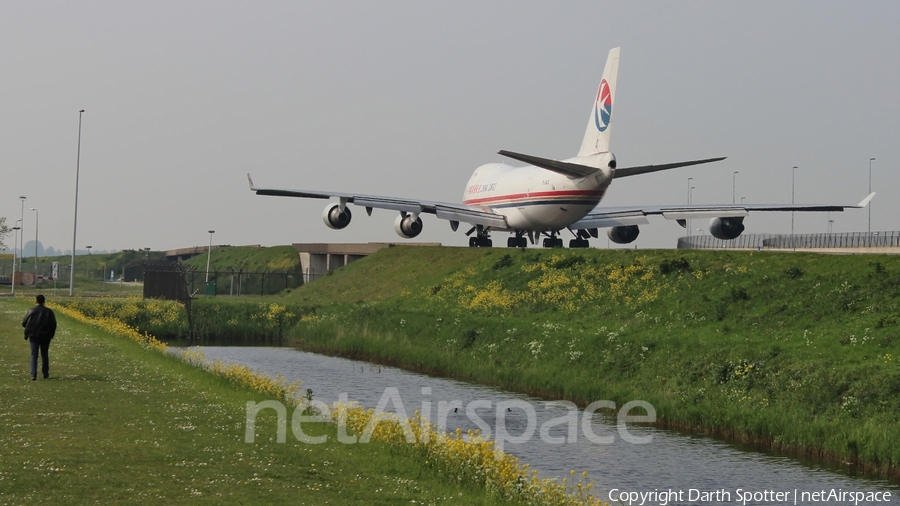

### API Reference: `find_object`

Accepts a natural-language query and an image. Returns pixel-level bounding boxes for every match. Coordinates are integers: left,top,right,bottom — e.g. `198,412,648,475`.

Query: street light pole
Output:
732,171,739,204
30,208,38,279
688,186,695,237
11,225,20,295
686,177,693,237
205,230,215,282
868,157,875,247
18,196,26,273
791,166,798,251
70,109,85,296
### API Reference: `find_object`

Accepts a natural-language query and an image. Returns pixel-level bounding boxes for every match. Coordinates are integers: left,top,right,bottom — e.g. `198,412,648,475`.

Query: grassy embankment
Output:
276,246,900,476
0,297,585,505
47,245,900,476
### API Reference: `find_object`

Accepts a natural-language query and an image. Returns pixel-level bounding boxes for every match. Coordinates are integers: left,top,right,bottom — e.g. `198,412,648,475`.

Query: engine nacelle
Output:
709,217,745,240
607,225,640,244
323,204,352,230
394,214,423,239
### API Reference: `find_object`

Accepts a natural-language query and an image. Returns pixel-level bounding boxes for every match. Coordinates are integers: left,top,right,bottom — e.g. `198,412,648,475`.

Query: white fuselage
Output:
462,154,615,232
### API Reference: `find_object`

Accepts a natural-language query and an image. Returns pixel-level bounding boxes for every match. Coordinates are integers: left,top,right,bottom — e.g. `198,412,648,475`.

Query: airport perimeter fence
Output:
189,268,303,297
678,231,900,251
1,260,306,298
0,260,77,288
0,257,148,286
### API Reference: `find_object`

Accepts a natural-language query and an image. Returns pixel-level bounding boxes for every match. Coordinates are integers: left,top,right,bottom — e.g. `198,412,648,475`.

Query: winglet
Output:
247,173,256,191
857,192,876,208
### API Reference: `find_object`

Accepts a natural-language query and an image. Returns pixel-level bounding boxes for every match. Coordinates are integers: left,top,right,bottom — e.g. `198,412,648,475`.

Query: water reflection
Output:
196,346,898,505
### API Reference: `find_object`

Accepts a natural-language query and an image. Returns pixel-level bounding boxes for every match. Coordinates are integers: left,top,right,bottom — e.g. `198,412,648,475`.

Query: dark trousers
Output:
29,338,50,378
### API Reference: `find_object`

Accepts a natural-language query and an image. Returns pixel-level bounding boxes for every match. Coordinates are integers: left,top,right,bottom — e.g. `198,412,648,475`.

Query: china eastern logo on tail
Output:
593,78,612,132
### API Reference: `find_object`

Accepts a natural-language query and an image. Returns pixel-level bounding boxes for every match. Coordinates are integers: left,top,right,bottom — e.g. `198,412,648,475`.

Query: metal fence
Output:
188,268,303,296
0,260,74,287
678,231,900,250
1,259,305,296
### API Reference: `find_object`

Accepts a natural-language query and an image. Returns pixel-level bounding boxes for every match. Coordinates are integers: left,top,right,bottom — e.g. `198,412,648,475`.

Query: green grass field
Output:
0,297,528,505
32,245,900,478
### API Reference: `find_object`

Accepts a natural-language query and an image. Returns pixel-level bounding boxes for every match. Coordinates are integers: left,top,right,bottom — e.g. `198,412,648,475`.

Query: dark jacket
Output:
22,304,57,341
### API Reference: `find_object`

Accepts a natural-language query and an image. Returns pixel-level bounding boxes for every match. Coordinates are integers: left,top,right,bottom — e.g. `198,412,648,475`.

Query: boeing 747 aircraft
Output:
249,48,873,248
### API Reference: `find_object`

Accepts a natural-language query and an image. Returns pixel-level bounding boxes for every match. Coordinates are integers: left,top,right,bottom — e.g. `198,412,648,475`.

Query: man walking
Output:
22,294,57,381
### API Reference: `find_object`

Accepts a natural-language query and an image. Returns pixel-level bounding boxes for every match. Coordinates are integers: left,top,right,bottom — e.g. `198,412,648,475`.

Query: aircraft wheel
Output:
569,239,590,248
469,237,478,248
543,238,563,248
509,237,528,248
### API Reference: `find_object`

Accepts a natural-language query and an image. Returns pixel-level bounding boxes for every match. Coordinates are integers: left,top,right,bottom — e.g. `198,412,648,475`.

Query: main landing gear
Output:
469,236,493,247
507,232,528,248
468,225,493,247
468,228,592,249
539,230,591,248
568,238,590,248
568,228,594,248
542,236,564,248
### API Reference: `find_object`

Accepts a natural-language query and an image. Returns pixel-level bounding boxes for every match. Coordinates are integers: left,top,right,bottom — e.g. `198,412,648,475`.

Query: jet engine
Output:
394,214,423,239
323,204,352,230
709,217,745,240
607,225,640,244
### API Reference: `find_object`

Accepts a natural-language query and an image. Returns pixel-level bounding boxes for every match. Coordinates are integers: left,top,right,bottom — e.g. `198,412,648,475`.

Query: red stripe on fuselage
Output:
463,189,604,206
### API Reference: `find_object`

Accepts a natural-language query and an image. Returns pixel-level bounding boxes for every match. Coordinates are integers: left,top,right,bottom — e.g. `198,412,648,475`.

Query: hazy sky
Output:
2,1,898,253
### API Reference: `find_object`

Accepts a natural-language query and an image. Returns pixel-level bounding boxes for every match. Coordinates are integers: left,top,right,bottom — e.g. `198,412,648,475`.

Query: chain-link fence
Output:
678,231,900,250
0,259,75,287
1,259,305,297
187,268,303,296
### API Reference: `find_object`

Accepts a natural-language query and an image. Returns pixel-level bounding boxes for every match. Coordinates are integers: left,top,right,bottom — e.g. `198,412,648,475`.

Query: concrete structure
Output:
293,242,440,282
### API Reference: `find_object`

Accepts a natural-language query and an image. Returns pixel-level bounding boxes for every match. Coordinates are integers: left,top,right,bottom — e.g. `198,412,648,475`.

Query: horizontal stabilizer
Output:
614,157,727,178
498,150,599,178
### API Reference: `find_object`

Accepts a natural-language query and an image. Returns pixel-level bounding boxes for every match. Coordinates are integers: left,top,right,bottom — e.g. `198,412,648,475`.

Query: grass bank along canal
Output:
197,346,900,501
279,247,900,478
57,246,900,478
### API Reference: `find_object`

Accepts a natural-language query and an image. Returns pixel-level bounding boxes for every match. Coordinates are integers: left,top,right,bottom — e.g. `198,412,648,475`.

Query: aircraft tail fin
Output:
577,47,620,157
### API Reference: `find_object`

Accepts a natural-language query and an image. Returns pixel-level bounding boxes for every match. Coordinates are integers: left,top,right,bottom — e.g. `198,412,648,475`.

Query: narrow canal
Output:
197,346,898,505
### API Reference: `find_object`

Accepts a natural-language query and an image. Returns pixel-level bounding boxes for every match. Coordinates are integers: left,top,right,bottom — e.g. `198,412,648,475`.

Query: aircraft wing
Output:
247,174,508,229
570,193,876,230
